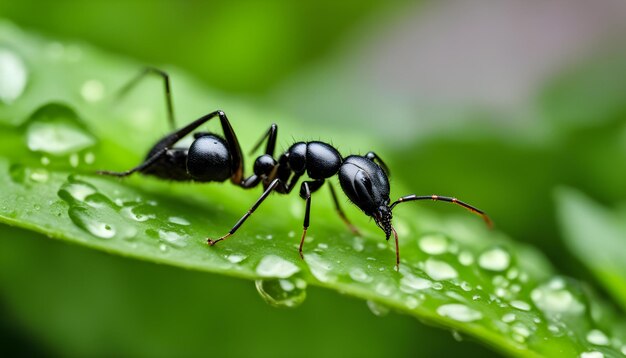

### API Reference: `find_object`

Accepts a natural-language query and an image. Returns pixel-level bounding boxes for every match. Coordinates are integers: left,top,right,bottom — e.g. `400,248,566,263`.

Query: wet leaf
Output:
1,20,626,358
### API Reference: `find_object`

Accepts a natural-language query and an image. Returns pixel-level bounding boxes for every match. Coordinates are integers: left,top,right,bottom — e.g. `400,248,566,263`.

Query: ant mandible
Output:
98,68,492,270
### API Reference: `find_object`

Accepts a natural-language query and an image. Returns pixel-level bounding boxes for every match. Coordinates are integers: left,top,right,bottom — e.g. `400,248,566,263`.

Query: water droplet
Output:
418,234,448,255
531,278,585,317
168,216,190,226
458,251,474,266
58,179,97,202
304,253,336,283
69,153,80,167
478,247,511,271
586,329,609,346
29,168,49,183
80,79,105,102
288,231,296,238
511,322,530,338
436,304,482,322
349,267,372,283
580,352,604,358
375,280,394,297
121,204,156,222
159,229,187,247
510,300,531,311
159,243,168,252
226,253,247,264
41,156,50,166
400,271,432,293
424,258,458,281
352,236,364,252
452,330,463,342
366,300,390,317
377,242,387,250
255,278,307,308
502,313,516,323
25,104,96,156
405,296,420,309
84,152,95,165
0,48,28,104
256,255,300,278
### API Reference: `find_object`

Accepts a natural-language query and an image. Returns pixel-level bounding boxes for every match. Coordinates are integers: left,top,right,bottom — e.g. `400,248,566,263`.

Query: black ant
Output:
98,68,492,270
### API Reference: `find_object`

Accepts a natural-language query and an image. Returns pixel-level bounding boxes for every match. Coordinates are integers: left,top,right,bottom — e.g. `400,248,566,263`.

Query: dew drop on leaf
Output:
256,255,300,278
478,247,511,271
436,304,483,322
349,267,372,283
0,48,27,104
579,352,604,358
418,233,448,255
586,329,609,346
255,278,307,308
25,103,96,157
80,79,105,103
424,258,458,281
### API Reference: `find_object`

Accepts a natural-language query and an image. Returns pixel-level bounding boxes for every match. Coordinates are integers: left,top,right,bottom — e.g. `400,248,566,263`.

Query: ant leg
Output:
365,151,390,176
249,123,278,156
116,67,176,130
298,180,324,259
328,184,361,235
207,178,280,246
390,194,493,227
97,148,168,177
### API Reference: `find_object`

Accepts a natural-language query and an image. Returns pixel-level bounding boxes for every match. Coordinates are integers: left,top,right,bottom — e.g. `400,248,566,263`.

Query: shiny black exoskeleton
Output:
99,68,491,270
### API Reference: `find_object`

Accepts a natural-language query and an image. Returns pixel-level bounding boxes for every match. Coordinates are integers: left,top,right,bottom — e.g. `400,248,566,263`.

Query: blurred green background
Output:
2,0,626,357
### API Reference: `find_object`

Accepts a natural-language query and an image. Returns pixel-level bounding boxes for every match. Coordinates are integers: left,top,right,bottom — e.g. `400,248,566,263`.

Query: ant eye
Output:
253,154,276,175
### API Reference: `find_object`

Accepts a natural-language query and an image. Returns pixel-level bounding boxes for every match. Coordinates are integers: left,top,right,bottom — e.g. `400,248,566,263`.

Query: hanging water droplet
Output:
256,255,300,278
436,304,483,322
424,258,458,281
586,329,609,346
531,278,585,317
304,253,336,283
419,233,448,255
366,300,390,317
255,278,307,308
0,48,28,104
25,103,96,156
80,79,105,103
168,216,190,226
478,247,511,272
510,300,531,311
451,330,463,342
579,352,604,358
349,267,372,283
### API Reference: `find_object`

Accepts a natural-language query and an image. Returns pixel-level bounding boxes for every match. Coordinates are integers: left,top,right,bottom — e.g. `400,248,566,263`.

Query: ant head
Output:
372,205,394,240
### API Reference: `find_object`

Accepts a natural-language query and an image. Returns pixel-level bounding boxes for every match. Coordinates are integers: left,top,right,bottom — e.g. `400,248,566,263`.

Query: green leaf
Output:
556,187,626,311
2,20,626,357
